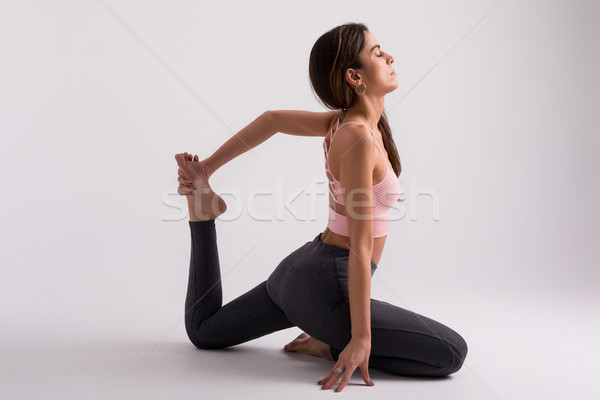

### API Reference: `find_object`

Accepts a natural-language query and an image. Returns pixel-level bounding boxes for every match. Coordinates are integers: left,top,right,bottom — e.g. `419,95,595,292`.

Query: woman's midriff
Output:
320,197,386,266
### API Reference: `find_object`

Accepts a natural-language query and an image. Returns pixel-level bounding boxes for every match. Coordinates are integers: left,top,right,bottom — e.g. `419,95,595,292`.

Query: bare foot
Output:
283,332,334,361
175,152,227,221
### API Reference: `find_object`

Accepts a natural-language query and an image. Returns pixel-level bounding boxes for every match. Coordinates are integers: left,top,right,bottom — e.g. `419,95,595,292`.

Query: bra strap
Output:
327,121,386,167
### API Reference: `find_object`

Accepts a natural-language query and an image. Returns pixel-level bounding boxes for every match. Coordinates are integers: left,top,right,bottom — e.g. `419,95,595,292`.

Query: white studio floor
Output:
1,288,597,400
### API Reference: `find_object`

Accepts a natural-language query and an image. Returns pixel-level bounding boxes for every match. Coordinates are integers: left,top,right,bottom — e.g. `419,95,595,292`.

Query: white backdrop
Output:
1,0,598,399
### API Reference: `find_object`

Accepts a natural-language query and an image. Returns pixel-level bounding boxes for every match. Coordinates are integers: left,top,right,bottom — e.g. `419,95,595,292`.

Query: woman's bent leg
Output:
327,299,469,377
271,233,468,377
184,220,294,349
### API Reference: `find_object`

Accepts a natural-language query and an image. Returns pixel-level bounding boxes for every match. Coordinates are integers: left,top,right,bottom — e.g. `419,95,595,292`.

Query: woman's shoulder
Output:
326,110,345,133
328,121,375,158
335,119,373,141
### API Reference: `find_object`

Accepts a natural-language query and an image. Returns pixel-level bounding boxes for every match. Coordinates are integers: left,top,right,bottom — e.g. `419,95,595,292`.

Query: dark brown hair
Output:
309,23,403,185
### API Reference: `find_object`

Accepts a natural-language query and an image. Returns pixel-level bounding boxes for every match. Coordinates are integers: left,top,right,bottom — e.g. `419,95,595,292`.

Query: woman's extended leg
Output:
184,220,295,349
175,152,295,349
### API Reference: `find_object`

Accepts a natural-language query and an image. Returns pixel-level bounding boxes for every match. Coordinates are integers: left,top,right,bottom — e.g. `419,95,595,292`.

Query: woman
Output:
174,23,468,393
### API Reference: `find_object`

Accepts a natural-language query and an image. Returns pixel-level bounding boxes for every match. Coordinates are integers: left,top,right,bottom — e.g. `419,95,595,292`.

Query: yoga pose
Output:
174,23,468,393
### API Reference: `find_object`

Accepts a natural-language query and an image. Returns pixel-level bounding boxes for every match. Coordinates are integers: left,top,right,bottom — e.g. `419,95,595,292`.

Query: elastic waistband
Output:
311,232,378,269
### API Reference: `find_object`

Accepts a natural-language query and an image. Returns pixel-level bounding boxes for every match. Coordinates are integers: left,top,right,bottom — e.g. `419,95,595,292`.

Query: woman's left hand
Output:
317,337,375,393
177,167,195,196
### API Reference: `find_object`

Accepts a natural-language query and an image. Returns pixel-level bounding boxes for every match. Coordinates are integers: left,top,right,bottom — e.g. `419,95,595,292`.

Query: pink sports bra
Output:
323,118,401,238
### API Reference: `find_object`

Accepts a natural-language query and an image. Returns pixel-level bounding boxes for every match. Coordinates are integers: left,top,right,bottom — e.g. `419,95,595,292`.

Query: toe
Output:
284,342,297,352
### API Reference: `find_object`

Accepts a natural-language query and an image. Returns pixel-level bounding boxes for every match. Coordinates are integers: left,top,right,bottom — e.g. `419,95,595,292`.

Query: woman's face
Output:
354,30,398,94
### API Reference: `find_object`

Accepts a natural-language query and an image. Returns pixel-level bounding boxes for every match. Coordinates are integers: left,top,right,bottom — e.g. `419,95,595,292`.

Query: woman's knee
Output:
186,327,232,350
189,337,228,350
440,334,468,376
185,317,231,350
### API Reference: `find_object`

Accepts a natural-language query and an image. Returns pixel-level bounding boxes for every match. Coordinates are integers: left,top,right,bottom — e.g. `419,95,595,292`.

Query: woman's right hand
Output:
317,337,375,393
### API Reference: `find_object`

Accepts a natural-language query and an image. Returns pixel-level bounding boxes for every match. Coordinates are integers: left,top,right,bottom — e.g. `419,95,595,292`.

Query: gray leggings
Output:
185,220,468,376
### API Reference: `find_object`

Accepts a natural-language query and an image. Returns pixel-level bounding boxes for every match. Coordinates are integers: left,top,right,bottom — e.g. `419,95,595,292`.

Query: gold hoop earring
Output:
355,82,366,96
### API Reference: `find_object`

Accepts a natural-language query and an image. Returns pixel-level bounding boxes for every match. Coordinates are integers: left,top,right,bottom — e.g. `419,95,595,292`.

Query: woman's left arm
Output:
203,111,276,177
269,109,340,137
202,109,339,177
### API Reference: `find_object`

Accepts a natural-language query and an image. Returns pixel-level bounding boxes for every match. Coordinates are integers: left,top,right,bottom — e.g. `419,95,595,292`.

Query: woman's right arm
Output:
337,123,377,341
317,123,376,391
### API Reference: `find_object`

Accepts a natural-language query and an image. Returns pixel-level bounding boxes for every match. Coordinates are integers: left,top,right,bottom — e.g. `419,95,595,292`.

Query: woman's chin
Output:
386,83,399,94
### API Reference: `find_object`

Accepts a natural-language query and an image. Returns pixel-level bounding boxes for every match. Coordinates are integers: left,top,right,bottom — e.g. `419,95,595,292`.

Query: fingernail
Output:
334,387,340,392
370,380,375,385
321,385,326,390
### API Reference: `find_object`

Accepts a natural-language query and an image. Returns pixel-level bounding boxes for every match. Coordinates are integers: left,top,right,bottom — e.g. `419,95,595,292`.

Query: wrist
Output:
200,158,215,178
351,334,371,343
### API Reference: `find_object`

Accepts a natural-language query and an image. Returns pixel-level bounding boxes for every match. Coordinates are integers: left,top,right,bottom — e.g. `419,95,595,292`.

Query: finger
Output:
317,371,332,386
333,366,357,393
177,186,190,196
360,364,374,386
178,184,195,196
318,369,336,389
317,370,333,386
320,365,344,390
178,187,191,196
177,168,194,185
194,154,199,162
178,175,194,186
